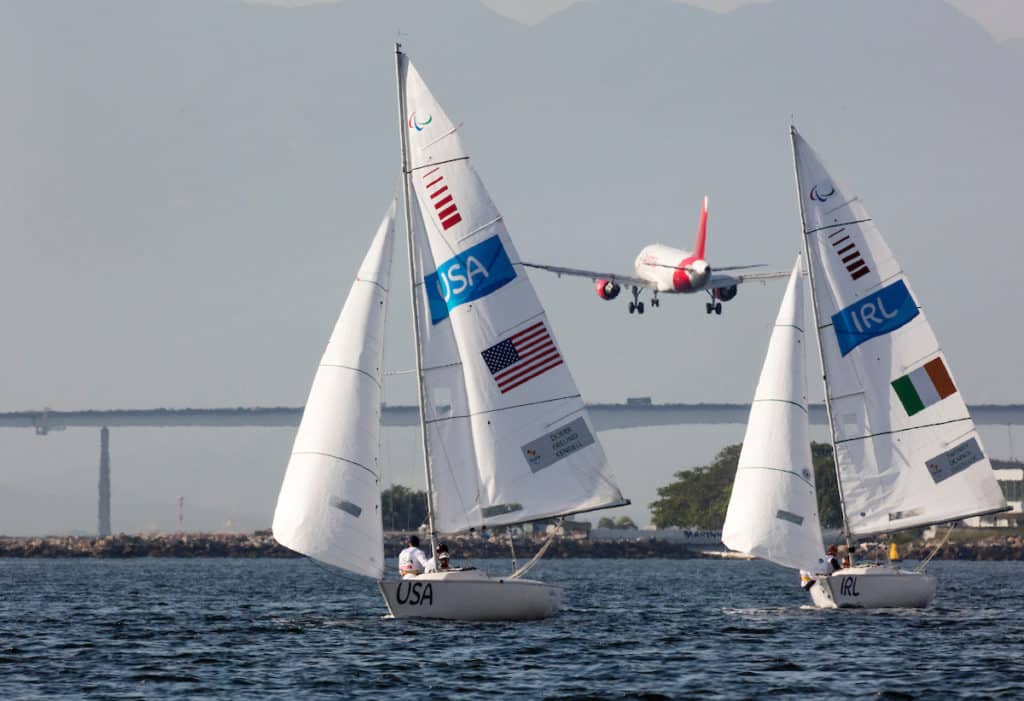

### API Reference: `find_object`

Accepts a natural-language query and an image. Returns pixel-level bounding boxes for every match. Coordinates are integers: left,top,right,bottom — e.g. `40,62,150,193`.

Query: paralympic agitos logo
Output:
408,111,432,131
809,183,835,202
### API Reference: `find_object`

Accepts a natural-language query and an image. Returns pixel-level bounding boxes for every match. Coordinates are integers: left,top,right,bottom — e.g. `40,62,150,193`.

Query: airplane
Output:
521,196,789,315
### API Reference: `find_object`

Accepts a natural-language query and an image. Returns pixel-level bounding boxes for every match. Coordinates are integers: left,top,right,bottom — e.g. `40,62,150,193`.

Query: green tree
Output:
649,442,842,529
381,485,428,532
597,516,639,530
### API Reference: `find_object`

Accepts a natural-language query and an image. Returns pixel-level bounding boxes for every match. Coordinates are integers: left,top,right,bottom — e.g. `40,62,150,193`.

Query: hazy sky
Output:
2,0,1022,534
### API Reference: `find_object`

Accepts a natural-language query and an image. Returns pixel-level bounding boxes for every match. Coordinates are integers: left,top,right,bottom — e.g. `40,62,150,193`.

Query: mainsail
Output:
398,55,627,533
722,256,825,573
272,205,395,578
791,127,1006,536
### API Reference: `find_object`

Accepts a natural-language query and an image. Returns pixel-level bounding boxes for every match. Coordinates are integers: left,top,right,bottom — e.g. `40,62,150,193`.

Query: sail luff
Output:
790,125,855,550
395,45,439,556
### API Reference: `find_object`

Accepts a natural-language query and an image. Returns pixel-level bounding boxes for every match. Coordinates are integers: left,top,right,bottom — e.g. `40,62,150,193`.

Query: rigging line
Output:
407,156,469,174
423,394,583,425
832,416,973,445
774,323,805,333
803,218,872,235
752,398,808,413
291,451,379,479
916,522,954,572
318,364,382,388
735,465,814,489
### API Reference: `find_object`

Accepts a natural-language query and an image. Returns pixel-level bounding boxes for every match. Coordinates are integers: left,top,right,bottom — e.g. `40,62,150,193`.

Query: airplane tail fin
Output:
694,195,708,260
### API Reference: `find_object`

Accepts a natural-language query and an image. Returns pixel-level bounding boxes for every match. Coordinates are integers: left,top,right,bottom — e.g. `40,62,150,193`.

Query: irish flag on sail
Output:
891,357,957,416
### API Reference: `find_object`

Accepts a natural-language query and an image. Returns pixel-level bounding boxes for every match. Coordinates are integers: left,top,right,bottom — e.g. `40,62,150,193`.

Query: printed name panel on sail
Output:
831,279,918,356
521,416,596,472
423,235,517,324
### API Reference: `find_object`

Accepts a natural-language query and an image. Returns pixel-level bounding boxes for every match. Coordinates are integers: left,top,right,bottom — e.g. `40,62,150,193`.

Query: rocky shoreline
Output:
1,531,1022,560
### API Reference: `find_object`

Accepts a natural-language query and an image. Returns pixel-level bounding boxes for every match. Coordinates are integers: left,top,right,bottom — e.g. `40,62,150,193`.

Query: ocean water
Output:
1,557,1021,700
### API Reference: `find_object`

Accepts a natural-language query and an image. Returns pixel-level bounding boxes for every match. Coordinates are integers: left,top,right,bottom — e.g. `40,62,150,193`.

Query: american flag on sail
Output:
481,321,563,394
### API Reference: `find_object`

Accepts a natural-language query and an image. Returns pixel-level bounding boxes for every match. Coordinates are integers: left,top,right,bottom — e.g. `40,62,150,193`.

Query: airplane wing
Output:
709,270,794,287
519,262,651,288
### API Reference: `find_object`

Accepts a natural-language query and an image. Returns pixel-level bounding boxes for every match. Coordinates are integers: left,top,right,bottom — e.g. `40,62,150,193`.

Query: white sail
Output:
722,256,826,573
792,127,1006,536
272,205,395,578
399,56,627,533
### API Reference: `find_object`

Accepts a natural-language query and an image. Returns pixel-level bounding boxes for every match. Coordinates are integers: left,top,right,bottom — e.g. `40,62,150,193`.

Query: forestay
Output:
722,256,825,573
399,56,627,533
792,127,1006,536
272,206,395,578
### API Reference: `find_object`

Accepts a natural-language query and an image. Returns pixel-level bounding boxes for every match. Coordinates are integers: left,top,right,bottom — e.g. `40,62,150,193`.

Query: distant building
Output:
966,459,1023,528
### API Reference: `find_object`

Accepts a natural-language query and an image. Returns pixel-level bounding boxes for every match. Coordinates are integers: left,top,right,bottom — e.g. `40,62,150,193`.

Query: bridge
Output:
5,401,1023,535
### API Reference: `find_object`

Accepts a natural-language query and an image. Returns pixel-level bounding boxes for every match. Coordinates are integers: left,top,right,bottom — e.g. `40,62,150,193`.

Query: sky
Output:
2,0,1023,535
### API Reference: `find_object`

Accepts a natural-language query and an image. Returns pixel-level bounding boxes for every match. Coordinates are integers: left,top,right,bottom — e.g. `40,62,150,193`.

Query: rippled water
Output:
2,557,1021,699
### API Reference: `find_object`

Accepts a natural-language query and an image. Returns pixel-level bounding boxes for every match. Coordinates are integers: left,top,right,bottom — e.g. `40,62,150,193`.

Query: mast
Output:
395,44,438,556
789,125,854,556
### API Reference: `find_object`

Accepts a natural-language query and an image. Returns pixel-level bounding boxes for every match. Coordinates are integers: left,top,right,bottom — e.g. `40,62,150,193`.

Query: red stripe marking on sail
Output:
836,244,855,255
422,167,440,179
831,236,850,246
850,265,870,280
425,177,443,189
842,252,861,264
438,204,458,220
441,213,462,230
430,185,449,199
433,195,453,210
828,227,847,238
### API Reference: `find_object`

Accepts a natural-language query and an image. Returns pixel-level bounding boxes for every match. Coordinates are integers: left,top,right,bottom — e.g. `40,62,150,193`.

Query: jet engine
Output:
595,279,621,300
714,285,738,302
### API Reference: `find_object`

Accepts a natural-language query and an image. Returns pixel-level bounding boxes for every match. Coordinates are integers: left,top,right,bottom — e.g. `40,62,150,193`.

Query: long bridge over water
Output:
4,401,1023,535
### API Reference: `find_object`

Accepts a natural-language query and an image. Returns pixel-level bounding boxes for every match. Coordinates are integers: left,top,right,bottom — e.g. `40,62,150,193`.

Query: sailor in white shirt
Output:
398,535,429,577
425,543,451,573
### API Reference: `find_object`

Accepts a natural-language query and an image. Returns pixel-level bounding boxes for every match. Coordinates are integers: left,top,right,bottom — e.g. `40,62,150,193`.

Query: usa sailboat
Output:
274,48,628,621
790,126,1007,608
380,45,628,619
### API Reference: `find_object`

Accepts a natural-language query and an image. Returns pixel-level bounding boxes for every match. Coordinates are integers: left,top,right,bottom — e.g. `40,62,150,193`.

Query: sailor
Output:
799,570,816,590
398,535,429,577
425,542,451,573
826,544,842,573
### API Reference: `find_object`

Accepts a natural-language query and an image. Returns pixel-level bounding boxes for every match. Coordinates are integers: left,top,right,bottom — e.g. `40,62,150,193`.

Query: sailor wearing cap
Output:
425,542,452,573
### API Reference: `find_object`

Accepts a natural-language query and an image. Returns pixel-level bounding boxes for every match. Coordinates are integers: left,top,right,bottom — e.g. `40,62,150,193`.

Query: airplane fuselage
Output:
634,244,711,293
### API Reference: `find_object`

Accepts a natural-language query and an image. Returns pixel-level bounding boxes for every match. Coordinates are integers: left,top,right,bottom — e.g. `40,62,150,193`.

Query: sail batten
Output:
791,127,1007,537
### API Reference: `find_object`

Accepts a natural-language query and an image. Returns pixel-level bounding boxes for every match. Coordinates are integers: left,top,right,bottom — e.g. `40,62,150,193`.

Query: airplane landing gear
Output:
628,286,645,315
651,292,660,308
706,292,722,315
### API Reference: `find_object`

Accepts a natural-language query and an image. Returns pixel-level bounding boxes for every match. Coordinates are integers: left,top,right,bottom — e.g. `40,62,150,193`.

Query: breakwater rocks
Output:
0,532,702,559
2,532,1022,559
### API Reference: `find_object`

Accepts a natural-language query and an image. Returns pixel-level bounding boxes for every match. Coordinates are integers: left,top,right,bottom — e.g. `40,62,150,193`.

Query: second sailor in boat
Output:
425,542,451,573
399,535,429,577
826,544,842,573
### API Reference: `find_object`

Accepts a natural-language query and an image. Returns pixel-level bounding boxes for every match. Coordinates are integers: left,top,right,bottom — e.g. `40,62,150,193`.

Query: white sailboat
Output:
381,45,628,620
790,126,1007,608
274,47,628,621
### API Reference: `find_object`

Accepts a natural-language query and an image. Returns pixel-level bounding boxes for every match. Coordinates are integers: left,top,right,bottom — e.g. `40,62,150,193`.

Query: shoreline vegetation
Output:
1,530,1022,560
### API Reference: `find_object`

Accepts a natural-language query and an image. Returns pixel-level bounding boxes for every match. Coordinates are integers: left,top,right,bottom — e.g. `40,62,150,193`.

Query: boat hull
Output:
378,568,563,621
810,564,936,609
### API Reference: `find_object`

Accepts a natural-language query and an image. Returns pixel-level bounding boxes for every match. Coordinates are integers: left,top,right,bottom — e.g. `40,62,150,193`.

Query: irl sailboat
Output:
725,129,1009,609
273,47,629,621
795,127,1005,608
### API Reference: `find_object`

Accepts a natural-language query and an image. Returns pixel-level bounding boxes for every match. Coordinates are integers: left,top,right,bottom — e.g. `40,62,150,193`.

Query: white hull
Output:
378,568,563,621
809,564,936,609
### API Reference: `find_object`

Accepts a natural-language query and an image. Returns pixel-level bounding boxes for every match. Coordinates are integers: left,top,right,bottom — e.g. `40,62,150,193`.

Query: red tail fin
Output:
694,195,708,260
